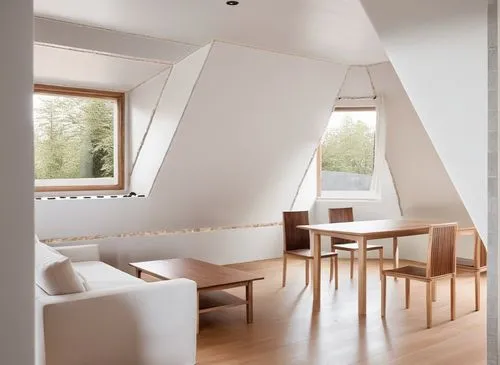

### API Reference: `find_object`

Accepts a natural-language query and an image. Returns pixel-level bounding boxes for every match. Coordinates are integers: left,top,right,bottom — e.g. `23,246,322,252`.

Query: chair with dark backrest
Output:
457,227,487,311
381,223,458,329
282,211,338,289
328,208,384,279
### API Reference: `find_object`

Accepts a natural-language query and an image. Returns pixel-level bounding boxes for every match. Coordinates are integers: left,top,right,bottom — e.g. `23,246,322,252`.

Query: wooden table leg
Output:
312,233,321,311
136,269,142,278
358,237,367,316
392,237,399,269
246,281,253,324
393,237,399,281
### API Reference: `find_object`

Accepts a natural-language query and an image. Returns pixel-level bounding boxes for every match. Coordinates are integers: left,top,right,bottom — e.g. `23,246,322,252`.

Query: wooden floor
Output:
194,258,486,365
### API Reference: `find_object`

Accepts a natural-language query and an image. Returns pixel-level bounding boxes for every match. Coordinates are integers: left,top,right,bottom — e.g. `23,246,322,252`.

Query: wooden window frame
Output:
34,84,125,192
317,106,378,198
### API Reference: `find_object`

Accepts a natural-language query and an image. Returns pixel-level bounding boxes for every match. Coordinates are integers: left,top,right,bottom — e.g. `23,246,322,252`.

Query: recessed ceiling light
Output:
226,1,239,5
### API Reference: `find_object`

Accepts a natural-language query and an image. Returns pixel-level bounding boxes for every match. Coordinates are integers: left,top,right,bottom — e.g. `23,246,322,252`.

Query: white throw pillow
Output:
35,242,86,295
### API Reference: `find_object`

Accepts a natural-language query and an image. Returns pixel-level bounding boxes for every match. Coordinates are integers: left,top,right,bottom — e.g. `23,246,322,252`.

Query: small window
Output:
34,85,124,192
318,107,377,197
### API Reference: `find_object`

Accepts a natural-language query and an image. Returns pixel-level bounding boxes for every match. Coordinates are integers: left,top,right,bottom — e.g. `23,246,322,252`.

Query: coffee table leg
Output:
136,269,142,278
246,282,253,324
196,291,200,334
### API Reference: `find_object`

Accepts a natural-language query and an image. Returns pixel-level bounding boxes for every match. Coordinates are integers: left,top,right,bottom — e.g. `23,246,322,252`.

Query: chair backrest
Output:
458,227,487,269
282,211,310,252
328,207,354,245
474,230,487,268
426,223,458,278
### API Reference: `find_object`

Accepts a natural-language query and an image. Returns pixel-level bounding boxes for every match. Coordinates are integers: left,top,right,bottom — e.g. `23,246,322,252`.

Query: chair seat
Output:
457,257,475,268
383,265,427,280
286,249,337,258
457,257,487,271
332,243,383,251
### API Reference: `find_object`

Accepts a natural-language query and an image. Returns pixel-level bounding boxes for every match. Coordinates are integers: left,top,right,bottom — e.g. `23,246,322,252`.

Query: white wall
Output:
361,0,488,242
0,0,34,364
36,42,347,267
130,44,211,195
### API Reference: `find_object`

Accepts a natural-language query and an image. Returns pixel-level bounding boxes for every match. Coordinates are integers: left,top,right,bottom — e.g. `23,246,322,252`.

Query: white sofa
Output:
35,244,197,365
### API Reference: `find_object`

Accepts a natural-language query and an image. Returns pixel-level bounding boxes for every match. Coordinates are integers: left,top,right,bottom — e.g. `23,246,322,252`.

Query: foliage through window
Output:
319,107,377,194
34,85,124,192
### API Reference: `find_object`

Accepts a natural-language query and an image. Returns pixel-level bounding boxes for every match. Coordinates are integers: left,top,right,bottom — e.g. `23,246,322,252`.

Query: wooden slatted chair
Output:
282,211,338,289
381,223,457,329
457,227,487,311
328,208,384,279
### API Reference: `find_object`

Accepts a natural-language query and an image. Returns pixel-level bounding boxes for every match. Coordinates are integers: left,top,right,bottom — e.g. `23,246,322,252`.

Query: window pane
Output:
33,93,116,180
320,109,376,191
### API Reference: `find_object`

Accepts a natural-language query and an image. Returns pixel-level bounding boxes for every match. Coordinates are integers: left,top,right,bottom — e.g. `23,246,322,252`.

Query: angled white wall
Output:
0,0,34,364
35,42,347,266
360,0,488,241
130,44,211,195
371,63,472,225
149,41,347,228
129,68,171,168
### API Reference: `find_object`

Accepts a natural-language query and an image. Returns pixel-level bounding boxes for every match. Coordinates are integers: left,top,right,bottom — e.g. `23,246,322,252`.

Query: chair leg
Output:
381,274,386,318
329,256,333,282
426,282,433,329
379,248,384,280
282,253,287,287
334,256,338,290
405,278,410,309
350,251,355,279
475,271,480,311
432,281,437,302
305,259,310,286
451,276,456,321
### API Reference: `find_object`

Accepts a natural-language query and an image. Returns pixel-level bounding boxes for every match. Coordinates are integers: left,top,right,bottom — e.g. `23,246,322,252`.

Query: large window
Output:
318,106,378,198
34,85,124,192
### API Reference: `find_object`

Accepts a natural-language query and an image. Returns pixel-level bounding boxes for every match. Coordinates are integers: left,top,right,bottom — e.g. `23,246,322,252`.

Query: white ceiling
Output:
34,45,170,91
34,0,387,65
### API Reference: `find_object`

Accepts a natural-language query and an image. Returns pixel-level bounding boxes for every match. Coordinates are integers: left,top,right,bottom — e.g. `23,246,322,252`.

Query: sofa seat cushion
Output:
72,261,144,291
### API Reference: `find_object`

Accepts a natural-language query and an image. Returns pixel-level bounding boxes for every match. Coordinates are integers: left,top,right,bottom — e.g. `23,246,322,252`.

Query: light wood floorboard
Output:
148,258,486,364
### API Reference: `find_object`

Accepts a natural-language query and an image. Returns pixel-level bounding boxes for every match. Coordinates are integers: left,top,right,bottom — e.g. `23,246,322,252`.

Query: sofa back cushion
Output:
35,242,86,295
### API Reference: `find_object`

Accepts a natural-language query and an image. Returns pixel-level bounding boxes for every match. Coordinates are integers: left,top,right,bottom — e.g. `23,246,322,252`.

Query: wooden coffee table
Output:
129,258,264,324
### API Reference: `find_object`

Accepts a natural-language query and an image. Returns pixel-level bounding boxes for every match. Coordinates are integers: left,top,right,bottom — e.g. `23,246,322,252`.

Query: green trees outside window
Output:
34,93,116,180
320,109,377,192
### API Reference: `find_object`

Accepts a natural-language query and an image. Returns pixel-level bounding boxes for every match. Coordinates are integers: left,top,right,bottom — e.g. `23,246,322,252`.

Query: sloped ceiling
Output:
360,0,487,240
34,0,386,64
34,44,170,91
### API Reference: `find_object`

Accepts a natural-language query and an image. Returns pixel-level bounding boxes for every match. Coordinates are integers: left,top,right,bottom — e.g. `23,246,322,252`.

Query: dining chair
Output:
381,223,457,329
457,227,487,311
282,211,338,289
328,208,384,279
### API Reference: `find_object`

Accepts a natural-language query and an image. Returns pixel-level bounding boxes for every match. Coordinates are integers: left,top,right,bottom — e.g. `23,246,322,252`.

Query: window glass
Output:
34,86,123,191
320,108,377,192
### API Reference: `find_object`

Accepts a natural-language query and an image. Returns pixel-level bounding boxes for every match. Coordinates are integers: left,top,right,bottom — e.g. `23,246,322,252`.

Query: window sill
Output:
316,191,382,202
34,194,146,201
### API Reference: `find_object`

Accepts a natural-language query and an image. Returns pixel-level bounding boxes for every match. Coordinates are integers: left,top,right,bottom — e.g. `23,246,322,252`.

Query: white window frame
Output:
317,98,385,201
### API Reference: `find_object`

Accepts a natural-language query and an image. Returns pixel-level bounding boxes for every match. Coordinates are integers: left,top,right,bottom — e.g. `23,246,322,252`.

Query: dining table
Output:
298,219,452,316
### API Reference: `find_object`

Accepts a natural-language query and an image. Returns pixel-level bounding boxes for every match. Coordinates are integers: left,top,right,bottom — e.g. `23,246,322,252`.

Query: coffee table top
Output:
130,258,264,290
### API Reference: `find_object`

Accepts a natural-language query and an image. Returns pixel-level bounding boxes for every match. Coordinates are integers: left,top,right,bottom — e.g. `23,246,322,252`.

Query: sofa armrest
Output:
54,244,100,262
37,279,197,365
